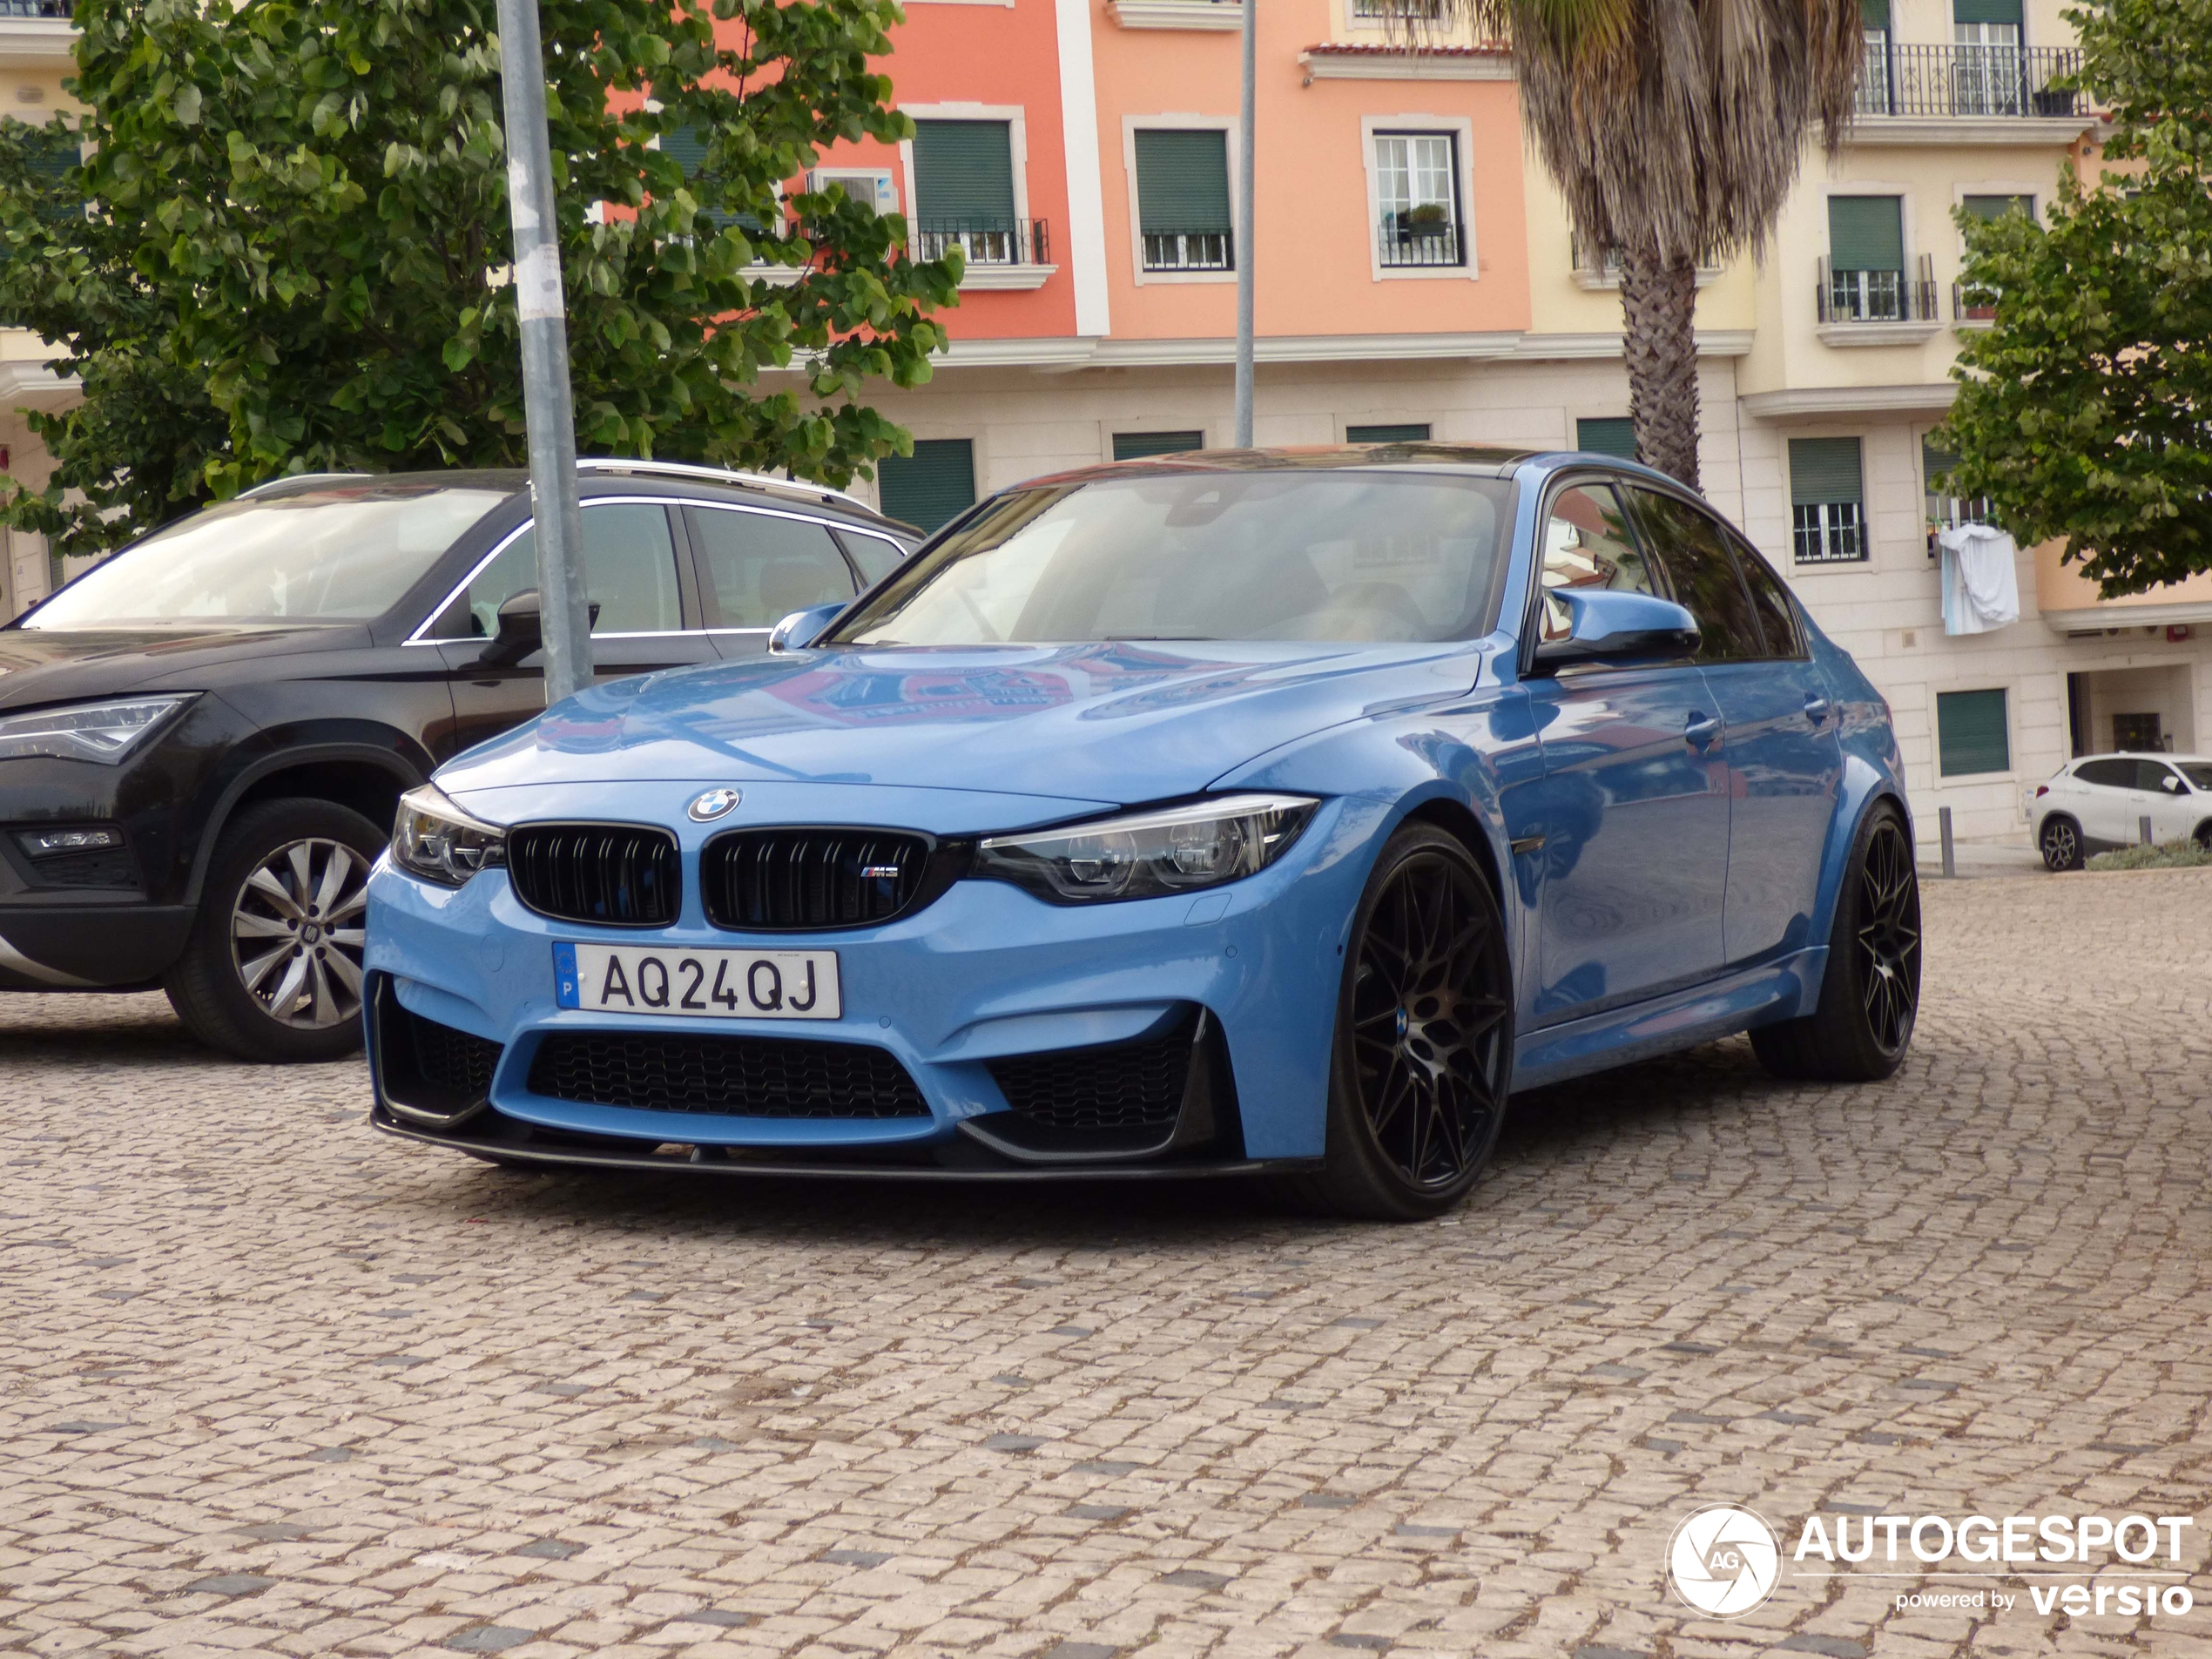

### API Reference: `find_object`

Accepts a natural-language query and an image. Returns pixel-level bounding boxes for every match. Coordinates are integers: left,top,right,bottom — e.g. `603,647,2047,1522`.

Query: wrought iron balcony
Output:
1141,227,1233,273
1952,280,1998,324
1378,210,1463,269
913,218,1050,267
1817,253,1939,325
0,1,71,15
1856,43,2083,119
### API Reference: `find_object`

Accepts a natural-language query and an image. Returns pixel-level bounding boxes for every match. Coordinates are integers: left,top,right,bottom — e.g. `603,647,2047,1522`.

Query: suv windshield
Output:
21,485,509,630
829,471,1513,646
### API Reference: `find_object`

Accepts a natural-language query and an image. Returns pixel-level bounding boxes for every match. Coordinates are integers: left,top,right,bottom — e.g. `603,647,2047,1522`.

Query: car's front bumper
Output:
362,781,1386,1172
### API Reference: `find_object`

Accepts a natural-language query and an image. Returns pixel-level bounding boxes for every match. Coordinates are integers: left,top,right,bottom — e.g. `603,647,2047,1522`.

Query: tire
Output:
2194,821,2212,853
1278,824,1515,1221
1750,802,1921,1082
165,798,383,1063
2039,813,2085,872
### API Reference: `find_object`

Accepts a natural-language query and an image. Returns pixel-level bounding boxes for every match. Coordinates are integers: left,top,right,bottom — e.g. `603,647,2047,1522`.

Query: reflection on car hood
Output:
0,624,365,709
438,640,1489,801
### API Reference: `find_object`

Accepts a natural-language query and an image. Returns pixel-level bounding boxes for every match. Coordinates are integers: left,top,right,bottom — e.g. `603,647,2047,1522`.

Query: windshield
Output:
828,470,1514,646
2181,763,2212,791
22,485,509,630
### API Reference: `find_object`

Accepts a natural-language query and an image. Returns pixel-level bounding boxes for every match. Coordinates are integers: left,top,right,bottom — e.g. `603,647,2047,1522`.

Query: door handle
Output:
1804,694,1832,725
1684,712,1722,749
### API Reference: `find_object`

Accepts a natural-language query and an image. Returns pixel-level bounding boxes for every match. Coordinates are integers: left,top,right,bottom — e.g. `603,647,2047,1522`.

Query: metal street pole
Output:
1233,0,1256,447
495,0,592,704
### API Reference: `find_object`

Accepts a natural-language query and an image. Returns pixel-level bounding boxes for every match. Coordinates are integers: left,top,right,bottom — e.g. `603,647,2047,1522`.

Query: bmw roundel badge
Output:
687,786,743,822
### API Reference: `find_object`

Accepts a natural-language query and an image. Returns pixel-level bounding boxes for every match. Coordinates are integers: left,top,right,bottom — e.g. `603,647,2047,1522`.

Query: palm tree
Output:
1443,0,1863,486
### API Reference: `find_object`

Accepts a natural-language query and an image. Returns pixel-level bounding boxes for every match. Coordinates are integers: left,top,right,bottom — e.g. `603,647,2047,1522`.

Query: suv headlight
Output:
392,784,507,887
976,793,1319,904
0,695,192,764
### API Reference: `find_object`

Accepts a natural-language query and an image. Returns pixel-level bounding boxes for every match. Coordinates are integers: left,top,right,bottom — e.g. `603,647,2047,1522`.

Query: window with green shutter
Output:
1924,434,1989,538
660,125,761,233
1952,0,2021,24
1134,129,1234,273
1937,688,2011,776
1112,431,1205,461
877,439,977,536
1828,197,1905,273
1960,193,2033,223
1346,423,1431,445
1575,417,1637,461
1790,437,1866,564
1860,0,1890,26
912,121,1016,230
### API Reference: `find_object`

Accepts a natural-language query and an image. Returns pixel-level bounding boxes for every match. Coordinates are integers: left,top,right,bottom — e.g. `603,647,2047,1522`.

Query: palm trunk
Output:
1617,246,1702,489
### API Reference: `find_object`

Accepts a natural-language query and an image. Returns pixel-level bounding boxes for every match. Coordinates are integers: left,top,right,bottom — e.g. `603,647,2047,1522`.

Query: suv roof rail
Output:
575,456,886,520
238,471,374,499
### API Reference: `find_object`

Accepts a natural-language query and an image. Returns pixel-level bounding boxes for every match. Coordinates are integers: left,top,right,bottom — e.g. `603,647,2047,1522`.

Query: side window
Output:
439,503,683,637
1536,482,1659,645
1733,539,1805,657
1624,488,1764,662
686,508,856,628
2074,759,2132,790
836,530,907,587
2137,759,2181,793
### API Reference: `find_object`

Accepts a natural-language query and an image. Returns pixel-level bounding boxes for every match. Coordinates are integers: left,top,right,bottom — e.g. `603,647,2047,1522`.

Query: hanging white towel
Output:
1939,523,2020,635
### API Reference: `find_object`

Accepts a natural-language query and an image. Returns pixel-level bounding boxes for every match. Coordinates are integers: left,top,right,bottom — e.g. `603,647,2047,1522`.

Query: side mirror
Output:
767,602,847,654
1532,589,1701,671
478,589,601,668
2161,774,2182,792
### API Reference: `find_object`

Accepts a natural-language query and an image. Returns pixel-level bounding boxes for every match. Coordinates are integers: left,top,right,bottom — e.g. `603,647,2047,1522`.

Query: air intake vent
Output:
509,824,680,927
701,827,939,932
527,1031,930,1118
371,979,503,1123
987,1009,1199,1133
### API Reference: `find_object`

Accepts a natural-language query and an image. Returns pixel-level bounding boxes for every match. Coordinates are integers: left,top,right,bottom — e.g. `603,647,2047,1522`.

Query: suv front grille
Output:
702,827,936,932
527,1031,930,1118
987,1011,1198,1132
509,824,680,927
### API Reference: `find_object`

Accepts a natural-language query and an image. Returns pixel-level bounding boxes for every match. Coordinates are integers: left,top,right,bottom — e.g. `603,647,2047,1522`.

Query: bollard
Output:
1939,806,1956,879
2141,814,2155,846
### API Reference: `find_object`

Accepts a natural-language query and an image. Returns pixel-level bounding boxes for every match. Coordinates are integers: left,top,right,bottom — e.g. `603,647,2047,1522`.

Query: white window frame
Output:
1820,180,1919,321
1122,114,1240,287
1359,115,1478,284
1343,0,1447,28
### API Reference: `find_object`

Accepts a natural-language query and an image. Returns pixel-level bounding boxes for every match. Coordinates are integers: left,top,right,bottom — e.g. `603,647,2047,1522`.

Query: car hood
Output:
440,640,1491,803
0,624,368,709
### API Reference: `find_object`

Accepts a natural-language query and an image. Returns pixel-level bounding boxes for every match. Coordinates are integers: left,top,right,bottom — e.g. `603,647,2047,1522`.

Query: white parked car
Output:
2031,752,2212,869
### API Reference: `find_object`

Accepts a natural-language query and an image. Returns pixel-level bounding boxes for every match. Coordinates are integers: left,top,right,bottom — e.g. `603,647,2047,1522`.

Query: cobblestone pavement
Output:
4,871,2210,1659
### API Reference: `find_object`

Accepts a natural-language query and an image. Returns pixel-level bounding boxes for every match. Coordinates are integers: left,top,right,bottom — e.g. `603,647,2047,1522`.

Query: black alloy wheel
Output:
2040,814,2083,872
1751,802,1921,1082
1285,824,1514,1220
1855,813,1921,1060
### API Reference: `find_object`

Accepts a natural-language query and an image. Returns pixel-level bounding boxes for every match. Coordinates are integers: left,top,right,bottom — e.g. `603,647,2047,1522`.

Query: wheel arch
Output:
185,744,425,906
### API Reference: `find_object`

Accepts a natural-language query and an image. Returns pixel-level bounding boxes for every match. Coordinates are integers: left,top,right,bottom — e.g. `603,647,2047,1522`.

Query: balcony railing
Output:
1817,253,1939,324
1352,0,1445,17
0,1,71,15
1952,280,1997,323
913,218,1049,267
1142,227,1233,273
1378,211,1463,269
1926,492,1995,556
1855,43,2083,119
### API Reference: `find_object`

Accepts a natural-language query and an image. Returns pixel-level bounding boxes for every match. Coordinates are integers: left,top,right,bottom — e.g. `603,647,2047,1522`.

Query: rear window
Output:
24,485,509,629
2073,759,2134,789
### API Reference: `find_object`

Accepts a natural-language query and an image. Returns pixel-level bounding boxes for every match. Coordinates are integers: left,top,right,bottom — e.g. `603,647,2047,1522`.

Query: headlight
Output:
392,784,507,887
0,695,192,764
976,793,1318,904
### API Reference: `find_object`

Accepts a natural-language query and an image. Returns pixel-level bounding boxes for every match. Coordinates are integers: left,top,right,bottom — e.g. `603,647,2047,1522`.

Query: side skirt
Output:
1510,948,1827,1092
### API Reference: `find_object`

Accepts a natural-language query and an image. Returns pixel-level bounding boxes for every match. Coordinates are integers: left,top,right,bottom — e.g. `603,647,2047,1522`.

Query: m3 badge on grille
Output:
687,786,743,822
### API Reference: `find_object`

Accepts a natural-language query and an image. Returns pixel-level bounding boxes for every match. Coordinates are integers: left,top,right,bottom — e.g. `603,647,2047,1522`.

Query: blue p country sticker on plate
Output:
552,941,581,1009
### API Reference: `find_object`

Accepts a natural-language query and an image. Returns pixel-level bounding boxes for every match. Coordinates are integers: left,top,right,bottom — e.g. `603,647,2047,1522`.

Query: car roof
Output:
2074,752,2211,765
236,462,920,538
1008,442,1703,495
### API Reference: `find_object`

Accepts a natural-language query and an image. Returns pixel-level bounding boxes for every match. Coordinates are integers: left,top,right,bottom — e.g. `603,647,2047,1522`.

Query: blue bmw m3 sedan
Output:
362,445,1919,1217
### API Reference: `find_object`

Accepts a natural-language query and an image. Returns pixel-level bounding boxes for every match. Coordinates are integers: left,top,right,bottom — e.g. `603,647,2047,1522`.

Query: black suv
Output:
0,460,916,1061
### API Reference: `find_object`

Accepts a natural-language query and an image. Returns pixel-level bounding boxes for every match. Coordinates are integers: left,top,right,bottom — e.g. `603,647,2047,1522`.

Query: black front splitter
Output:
368,1105,1318,1184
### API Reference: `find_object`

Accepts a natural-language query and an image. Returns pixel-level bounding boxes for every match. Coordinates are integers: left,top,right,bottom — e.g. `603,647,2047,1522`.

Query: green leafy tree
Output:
0,0,960,554
1943,0,2212,596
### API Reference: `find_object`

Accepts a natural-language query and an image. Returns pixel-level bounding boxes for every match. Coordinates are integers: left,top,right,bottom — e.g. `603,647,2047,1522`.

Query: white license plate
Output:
553,942,840,1021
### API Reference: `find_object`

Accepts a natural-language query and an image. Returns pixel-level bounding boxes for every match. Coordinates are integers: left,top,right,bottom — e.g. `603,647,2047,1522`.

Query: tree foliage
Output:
0,0,960,553
1944,0,2212,596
